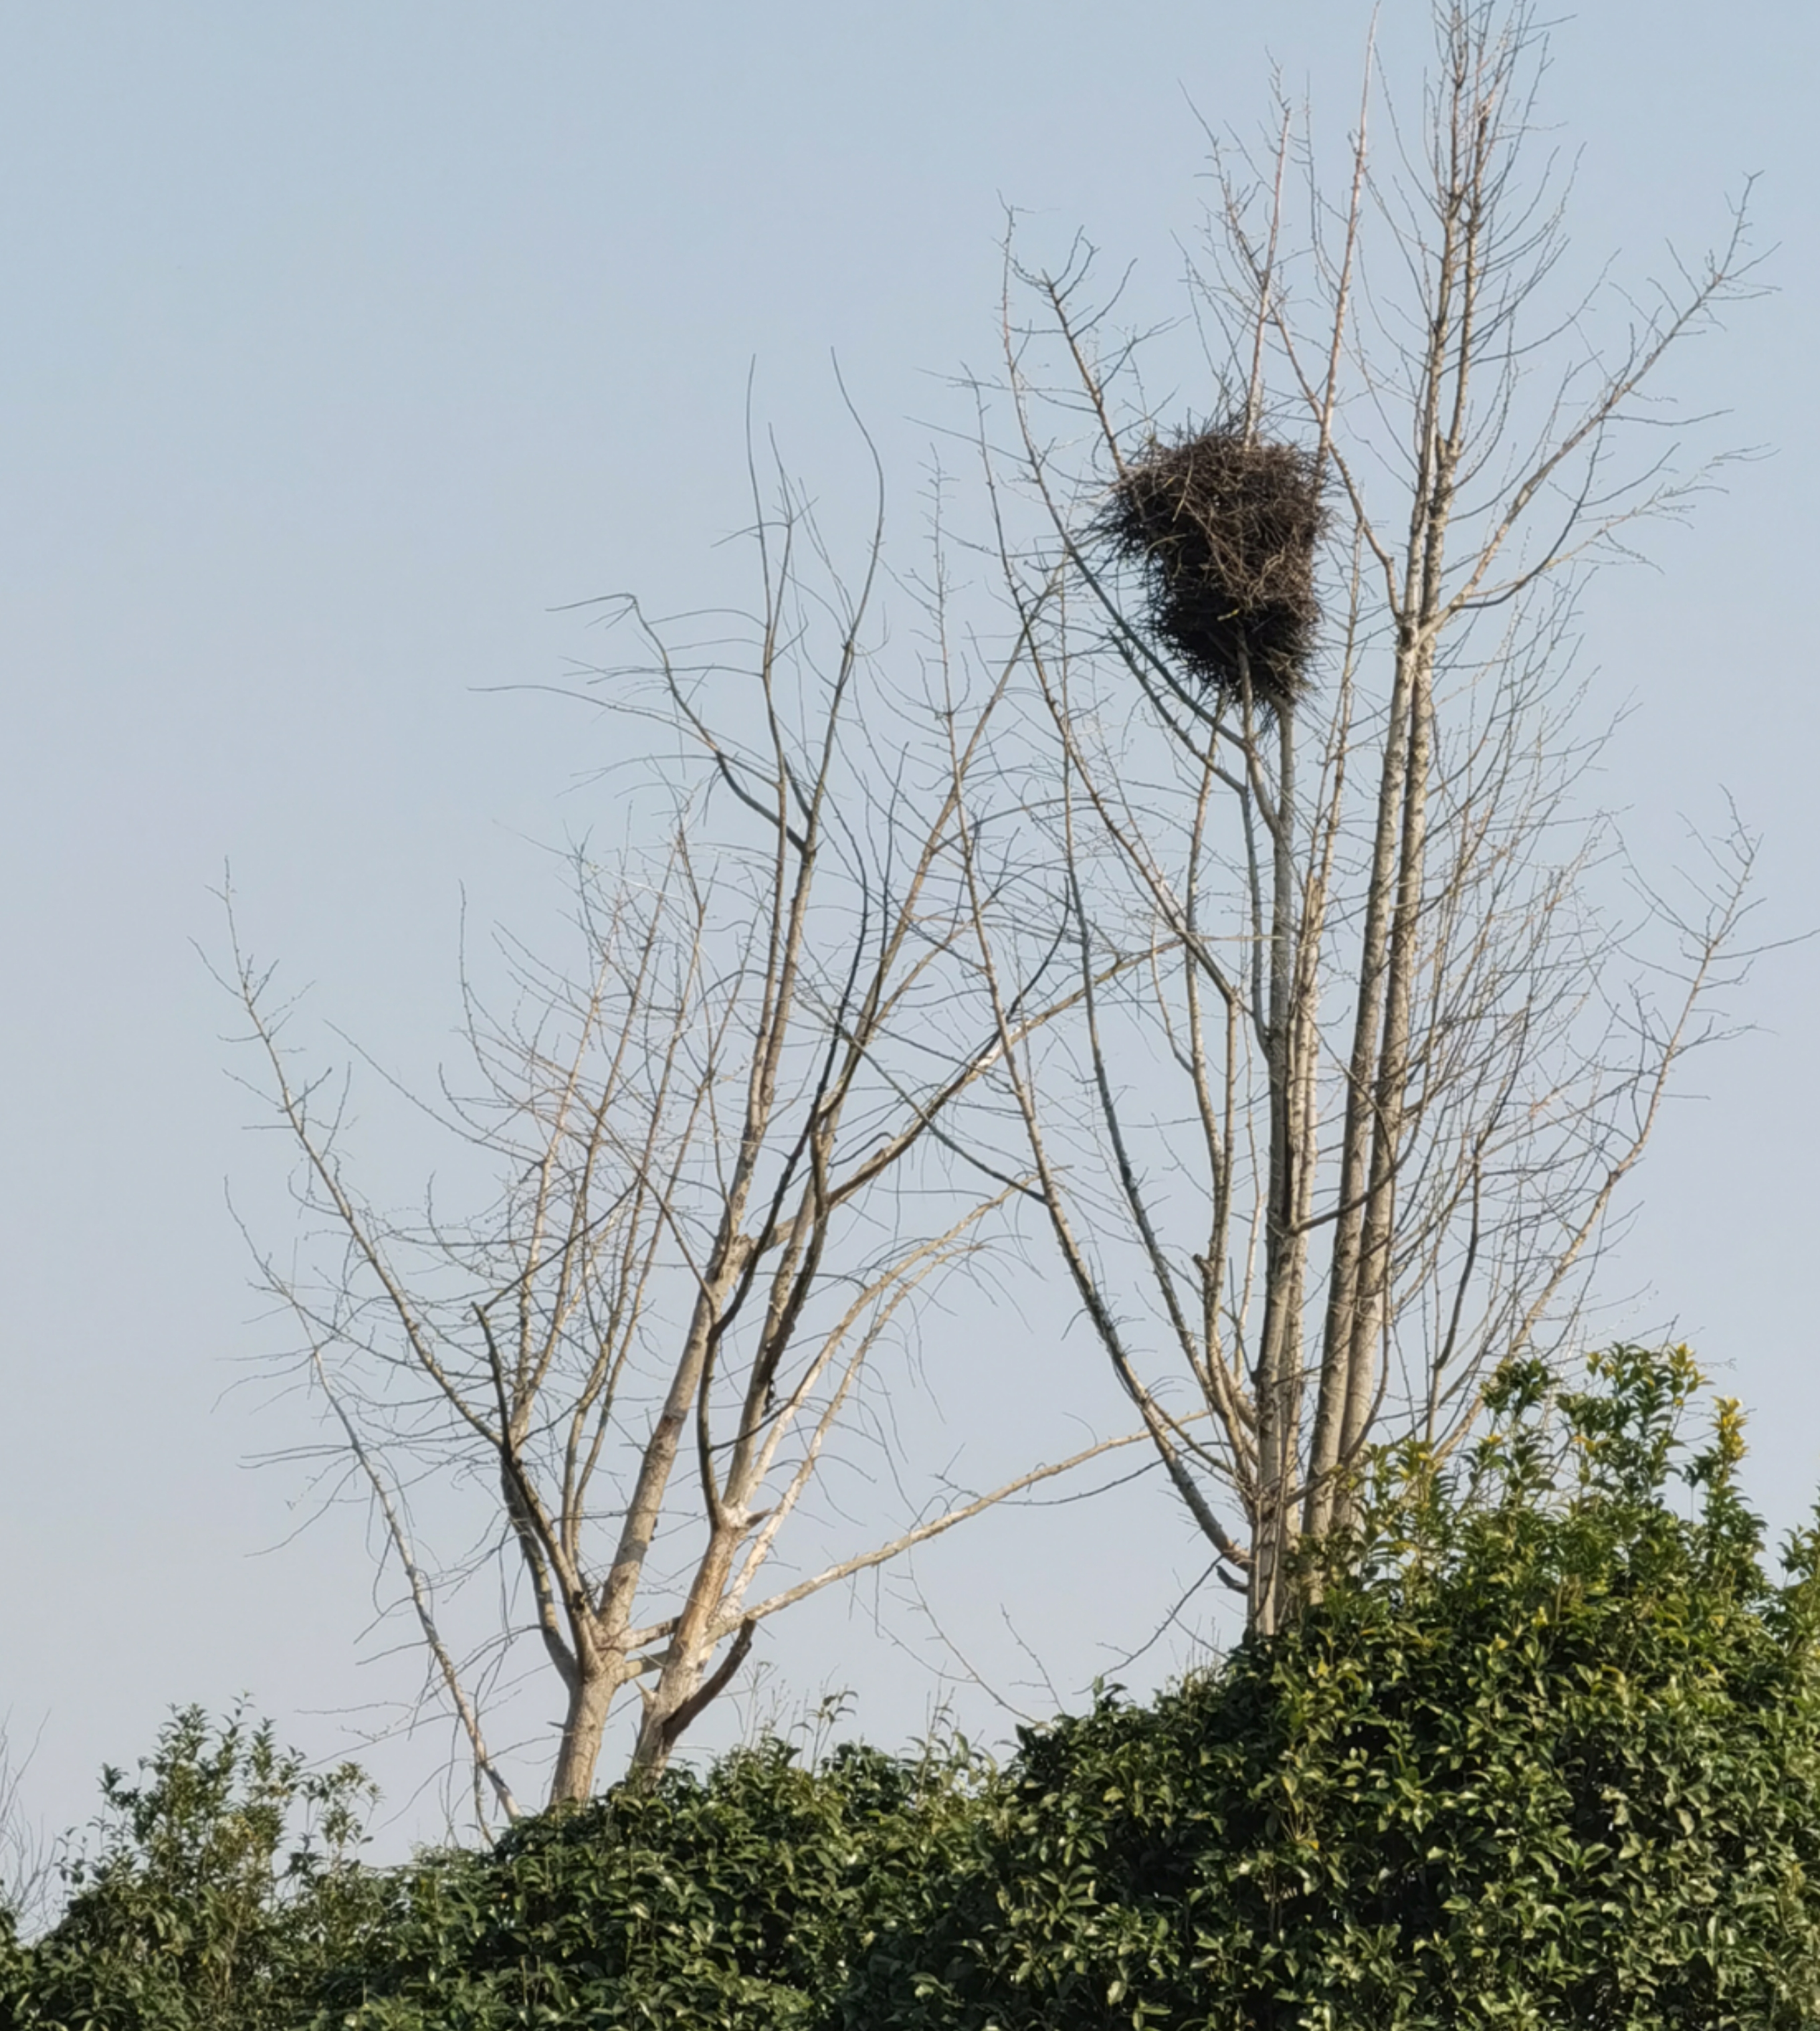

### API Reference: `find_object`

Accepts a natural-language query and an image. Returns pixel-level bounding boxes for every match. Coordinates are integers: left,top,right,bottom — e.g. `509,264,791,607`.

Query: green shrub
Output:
847,1347,1820,2030
3,1705,378,2031
12,1348,1820,2030
309,1735,983,2030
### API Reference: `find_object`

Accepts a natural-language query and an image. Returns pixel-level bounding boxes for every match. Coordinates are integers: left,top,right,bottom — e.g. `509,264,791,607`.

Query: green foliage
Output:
310,1735,984,2030
3,1704,379,2031
847,1346,1820,2030
11,1349,1820,2029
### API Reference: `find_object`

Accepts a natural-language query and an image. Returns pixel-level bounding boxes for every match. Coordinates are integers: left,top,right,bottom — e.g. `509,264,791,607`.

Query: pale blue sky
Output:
4,1,1817,1858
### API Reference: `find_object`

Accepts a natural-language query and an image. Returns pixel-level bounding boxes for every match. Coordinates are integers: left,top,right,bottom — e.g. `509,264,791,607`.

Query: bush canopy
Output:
9,1347,1820,2030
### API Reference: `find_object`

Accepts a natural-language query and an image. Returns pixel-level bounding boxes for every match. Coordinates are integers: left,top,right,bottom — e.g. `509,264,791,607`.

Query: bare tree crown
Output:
228,2,1761,1823
229,455,1144,1816
954,0,1759,1633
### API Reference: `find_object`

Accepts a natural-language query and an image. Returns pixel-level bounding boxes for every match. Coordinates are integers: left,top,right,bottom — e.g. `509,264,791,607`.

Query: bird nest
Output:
1098,424,1324,717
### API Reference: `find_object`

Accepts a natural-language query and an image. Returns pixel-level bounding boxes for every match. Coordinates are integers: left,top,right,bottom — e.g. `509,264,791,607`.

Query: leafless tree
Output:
228,447,1143,1816
953,0,1760,1634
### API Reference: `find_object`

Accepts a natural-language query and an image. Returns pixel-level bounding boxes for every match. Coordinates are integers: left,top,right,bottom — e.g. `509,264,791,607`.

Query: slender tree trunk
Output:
596,1245,749,1648
548,1663,620,1806
626,1525,743,1784
1251,706,1303,1632
1340,636,1436,1471
1304,635,1417,1537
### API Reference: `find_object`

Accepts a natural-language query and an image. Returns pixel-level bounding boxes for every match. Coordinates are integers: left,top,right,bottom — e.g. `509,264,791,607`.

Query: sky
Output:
3,0,1818,1870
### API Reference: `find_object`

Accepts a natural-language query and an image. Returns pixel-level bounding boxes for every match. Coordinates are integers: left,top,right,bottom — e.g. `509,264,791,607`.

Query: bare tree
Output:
229,449,1142,1815
954,0,1760,1633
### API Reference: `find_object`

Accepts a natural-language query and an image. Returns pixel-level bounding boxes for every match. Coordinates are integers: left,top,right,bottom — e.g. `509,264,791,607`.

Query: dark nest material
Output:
1098,423,1325,718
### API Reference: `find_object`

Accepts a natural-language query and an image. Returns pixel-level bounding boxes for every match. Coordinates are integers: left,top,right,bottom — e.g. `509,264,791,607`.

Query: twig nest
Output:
1099,424,1324,717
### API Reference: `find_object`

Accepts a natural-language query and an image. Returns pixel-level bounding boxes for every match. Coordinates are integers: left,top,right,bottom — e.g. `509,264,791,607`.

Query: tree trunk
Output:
625,1527,744,1786
547,1665,619,1806
1303,609,1419,1543
1251,706,1305,1634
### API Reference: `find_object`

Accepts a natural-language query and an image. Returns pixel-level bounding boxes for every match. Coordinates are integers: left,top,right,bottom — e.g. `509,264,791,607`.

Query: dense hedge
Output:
844,1348,1820,2030
306,1737,983,2029
9,1346,1820,2030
